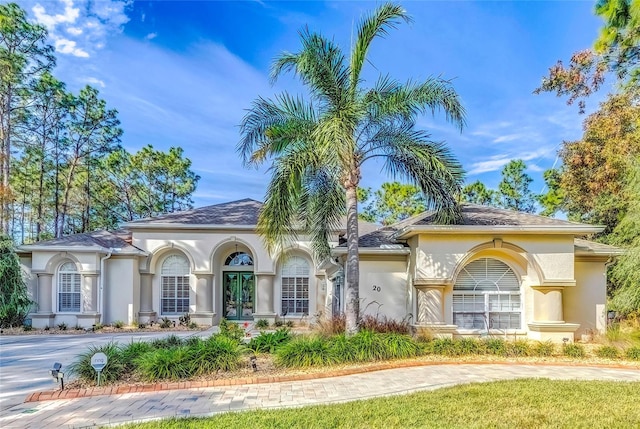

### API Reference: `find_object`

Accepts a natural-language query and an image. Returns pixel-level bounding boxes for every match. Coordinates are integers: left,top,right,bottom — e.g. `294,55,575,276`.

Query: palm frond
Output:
271,27,350,109
238,94,317,166
364,125,464,223
365,77,467,130
350,3,411,94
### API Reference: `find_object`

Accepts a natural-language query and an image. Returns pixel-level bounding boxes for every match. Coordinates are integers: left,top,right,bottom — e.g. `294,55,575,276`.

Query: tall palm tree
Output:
238,3,466,334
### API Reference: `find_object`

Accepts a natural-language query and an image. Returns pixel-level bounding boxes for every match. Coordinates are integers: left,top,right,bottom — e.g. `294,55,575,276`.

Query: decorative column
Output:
77,273,100,328
192,273,214,325
413,282,457,338
138,272,156,323
253,273,276,324
528,284,579,342
31,273,55,328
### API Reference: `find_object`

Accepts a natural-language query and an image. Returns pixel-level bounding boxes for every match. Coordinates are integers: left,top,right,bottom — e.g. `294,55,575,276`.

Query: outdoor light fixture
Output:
250,355,258,372
50,362,64,390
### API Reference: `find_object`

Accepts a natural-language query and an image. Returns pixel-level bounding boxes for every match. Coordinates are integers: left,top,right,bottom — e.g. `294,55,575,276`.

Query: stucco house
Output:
18,198,621,342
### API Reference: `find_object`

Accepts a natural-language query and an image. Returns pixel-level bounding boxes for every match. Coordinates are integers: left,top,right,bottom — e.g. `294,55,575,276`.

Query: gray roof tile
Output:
22,230,142,253
127,199,263,225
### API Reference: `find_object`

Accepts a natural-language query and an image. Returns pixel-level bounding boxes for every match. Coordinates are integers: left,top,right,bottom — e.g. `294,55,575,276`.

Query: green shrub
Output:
184,336,202,348
455,338,484,356
255,319,269,329
625,346,640,360
285,320,294,328
483,338,507,356
327,334,356,363
159,317,173,329
533,341,555,357
57,322,67,331
120,341,154,371
189,335,243,374
188,322,198,329
595,345,620,359
248,328,292,353
507,340,532,357
378,333,420,360
349,330,387,361
275,336,337,367
563,343,586,358
219,318,245,343
424,338,457,356
151,334,184,349
136,347,194,381
113,320,124,329
0,235,34,328
93,323,104,331
274,320,284,328
68,342,125,384
179,313,191,326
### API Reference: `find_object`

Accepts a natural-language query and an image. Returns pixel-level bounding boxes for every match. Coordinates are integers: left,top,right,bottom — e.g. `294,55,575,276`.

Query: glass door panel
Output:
223,272,254,320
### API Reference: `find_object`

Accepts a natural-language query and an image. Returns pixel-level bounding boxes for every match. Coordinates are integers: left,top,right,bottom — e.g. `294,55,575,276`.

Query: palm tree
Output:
238,3,465,334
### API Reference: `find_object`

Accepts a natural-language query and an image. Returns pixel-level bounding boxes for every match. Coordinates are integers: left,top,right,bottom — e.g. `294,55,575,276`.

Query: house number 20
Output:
372,285,381,292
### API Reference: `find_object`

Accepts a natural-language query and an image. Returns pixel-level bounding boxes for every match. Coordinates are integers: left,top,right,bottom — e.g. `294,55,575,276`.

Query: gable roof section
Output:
126,198,263,228
393,203,603,238
19,229,145,255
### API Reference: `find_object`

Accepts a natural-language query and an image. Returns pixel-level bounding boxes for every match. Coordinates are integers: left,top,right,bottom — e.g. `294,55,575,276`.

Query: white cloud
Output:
467,148,553,175
31,0,131,58
83,77,105,88
54,38,89,58
492,133,527,144
145,32,157,41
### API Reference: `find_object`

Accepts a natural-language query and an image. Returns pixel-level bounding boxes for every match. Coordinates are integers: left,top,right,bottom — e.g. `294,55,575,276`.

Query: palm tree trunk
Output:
345,182,360,335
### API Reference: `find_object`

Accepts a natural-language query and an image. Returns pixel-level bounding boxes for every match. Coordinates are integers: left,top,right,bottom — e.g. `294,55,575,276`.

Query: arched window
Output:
161,255,190,315
225,252,253,266
453,258,521,330
281,256,309,315
58,262,81,312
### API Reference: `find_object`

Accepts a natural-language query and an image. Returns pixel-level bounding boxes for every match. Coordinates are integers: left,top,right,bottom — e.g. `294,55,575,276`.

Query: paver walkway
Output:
1,363,639,428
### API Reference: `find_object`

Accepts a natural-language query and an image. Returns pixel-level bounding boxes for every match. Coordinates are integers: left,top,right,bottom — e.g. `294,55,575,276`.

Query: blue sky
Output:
21,0,608,207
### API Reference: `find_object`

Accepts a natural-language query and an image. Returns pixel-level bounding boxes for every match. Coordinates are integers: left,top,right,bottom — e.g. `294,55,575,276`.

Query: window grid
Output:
453,258,521,330
161,255,190,315
281,257,310,315
58,262,81,312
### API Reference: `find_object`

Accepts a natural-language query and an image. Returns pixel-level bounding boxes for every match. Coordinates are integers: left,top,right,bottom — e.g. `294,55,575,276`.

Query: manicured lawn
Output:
120,379,640,428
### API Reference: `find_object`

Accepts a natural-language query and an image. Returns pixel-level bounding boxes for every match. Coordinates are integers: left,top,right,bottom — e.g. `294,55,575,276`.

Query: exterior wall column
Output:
413,283,457,338
32,273,55,328
416,285,445,324
528,285,580,342
254,273,276,324
138,272,156,323
77,273,100,328
81,274,99,313
192,273,214,326
532,287,564,323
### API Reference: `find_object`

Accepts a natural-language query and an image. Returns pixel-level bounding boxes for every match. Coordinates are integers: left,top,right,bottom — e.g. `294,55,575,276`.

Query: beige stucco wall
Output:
359,255,409,322
104,256,139,324
565,259,608,336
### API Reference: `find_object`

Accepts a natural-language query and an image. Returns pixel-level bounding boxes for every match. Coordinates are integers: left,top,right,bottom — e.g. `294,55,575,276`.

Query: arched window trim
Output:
281,256,310,315
453,258,521,331
58,261,81,313
160,254,190,315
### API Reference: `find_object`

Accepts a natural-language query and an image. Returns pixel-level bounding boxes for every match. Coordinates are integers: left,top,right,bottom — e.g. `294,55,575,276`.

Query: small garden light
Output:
250,355,258,372
50,362,64,390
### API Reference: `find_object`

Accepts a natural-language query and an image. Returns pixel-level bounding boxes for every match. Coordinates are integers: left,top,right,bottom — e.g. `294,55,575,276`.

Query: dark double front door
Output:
223,272,254,320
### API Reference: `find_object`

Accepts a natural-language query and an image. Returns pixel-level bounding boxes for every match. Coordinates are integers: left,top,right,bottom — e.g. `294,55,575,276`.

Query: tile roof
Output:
20,229,142,253
405,203,594,227
127,199,264,226
574,238,623,255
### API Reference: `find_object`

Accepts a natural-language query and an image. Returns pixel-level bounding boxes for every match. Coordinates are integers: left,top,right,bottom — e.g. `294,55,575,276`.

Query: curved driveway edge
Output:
24,360,640,403
4,363,640,429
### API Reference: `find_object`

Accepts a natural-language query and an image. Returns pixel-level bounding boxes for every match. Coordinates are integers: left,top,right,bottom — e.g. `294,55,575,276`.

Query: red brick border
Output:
24,360,640,403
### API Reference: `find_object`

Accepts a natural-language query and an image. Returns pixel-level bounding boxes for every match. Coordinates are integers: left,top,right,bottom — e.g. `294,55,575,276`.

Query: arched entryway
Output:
222,251,255,320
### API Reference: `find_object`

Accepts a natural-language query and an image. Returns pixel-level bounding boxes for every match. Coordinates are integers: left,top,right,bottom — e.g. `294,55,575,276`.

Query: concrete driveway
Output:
0,329,216,412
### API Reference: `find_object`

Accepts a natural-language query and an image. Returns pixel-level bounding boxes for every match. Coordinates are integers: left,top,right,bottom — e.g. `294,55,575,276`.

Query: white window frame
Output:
452,258,521,331
281,256,310,316
58,262,81,313
160,255,190,315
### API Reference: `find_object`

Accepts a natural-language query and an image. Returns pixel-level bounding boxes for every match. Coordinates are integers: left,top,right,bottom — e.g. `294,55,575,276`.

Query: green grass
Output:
119,379,640,429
